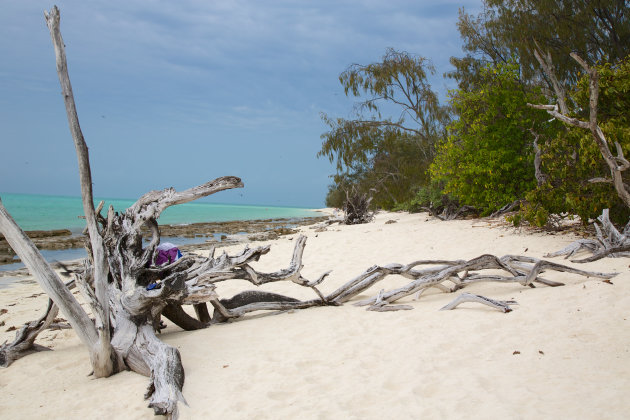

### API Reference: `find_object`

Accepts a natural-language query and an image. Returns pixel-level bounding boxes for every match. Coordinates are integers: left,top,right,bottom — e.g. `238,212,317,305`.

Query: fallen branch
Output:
0,299,58,367
545,209,630,262
347,254,613,310
440,293,518,313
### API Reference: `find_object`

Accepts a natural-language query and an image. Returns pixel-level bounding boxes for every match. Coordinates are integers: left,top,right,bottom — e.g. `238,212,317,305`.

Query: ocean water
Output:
0,193,320,233
0,193,320,273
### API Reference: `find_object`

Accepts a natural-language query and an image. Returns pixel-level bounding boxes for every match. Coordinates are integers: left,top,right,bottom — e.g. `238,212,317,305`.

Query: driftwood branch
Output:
489,200,522,218
0,299,58,367
344,253,613,311
424,203,476,221
545,209,630,262
440,293,518,313
0,277,77,367
343,187,374,225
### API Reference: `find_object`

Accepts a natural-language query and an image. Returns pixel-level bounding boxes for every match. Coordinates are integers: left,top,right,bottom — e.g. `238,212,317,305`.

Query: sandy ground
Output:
0,211,629,419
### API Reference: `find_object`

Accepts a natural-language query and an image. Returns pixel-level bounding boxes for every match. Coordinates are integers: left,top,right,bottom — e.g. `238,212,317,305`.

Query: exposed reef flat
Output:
0,215,328,268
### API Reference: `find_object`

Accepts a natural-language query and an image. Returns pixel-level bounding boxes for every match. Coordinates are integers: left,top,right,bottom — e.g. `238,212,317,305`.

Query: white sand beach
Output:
1,211,629,419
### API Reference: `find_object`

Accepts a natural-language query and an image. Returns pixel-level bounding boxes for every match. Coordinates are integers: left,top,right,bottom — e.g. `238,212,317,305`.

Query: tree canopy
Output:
319,48,448,208
319,0,630,227
449,0,630,90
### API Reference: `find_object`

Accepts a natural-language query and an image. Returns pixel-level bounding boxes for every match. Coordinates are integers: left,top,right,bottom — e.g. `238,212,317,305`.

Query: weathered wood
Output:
162,304,207,330
532,41,569,115
343,187,374,224
0,278,79,367
545,209,630,262
0,299,58,367
348,253,614,309
440,293,518,313
490,200,522,218
0,198,99,352
44,5,115,378
530,129,548,187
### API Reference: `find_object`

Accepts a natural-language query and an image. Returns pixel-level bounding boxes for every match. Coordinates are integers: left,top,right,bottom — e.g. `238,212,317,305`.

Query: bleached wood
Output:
440,293,517,313
545,209,630,262
0,299,58,367
348,253,614,308
0,199,99,350
44,5,115,378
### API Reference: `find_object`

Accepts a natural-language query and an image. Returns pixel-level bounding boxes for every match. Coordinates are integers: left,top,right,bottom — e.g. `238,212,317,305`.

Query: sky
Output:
0,0,482,208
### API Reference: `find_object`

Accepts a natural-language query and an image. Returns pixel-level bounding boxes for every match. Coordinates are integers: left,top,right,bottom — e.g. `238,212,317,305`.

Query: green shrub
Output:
430,61,555,215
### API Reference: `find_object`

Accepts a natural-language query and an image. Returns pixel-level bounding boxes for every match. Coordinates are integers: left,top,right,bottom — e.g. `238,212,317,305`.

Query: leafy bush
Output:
394,182,459,214
430,61,556,215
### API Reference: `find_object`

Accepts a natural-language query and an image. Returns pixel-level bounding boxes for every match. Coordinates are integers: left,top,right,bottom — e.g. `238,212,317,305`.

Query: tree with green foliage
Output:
318,48,449,208
450,0,630,90
443,0,630,225
524,56,630,225
431,61,558,214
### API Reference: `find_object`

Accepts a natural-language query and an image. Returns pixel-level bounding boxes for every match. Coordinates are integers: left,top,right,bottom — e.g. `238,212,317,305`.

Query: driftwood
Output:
545,209,630,263
343,187,374,225
440,293,518,313
0,298,58,367
0,277,75,367
348,253,613,311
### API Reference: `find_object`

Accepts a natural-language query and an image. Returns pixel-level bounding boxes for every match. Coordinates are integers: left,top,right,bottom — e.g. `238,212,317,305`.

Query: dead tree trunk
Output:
44,5,118,379
343,187,374,225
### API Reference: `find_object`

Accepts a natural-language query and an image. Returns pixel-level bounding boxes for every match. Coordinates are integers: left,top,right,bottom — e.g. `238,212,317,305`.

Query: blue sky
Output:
0,0,481,208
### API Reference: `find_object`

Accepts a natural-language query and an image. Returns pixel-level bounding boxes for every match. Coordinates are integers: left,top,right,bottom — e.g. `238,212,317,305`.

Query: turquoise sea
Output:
0,193,320,274
0,193,319,233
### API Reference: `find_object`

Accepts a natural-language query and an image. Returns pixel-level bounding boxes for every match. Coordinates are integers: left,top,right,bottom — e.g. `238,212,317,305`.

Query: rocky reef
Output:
0,216,328,266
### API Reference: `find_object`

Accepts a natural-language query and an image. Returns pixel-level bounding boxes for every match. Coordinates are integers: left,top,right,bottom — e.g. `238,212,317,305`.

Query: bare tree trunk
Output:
529,128,547,187
44,6,116,378
533,41,569,114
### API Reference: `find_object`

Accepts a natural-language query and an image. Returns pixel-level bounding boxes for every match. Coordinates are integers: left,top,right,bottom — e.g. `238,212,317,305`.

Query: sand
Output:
0,211,629,419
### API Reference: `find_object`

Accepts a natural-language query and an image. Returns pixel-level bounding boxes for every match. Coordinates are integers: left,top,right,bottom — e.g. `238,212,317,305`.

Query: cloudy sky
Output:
0,0,481,208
